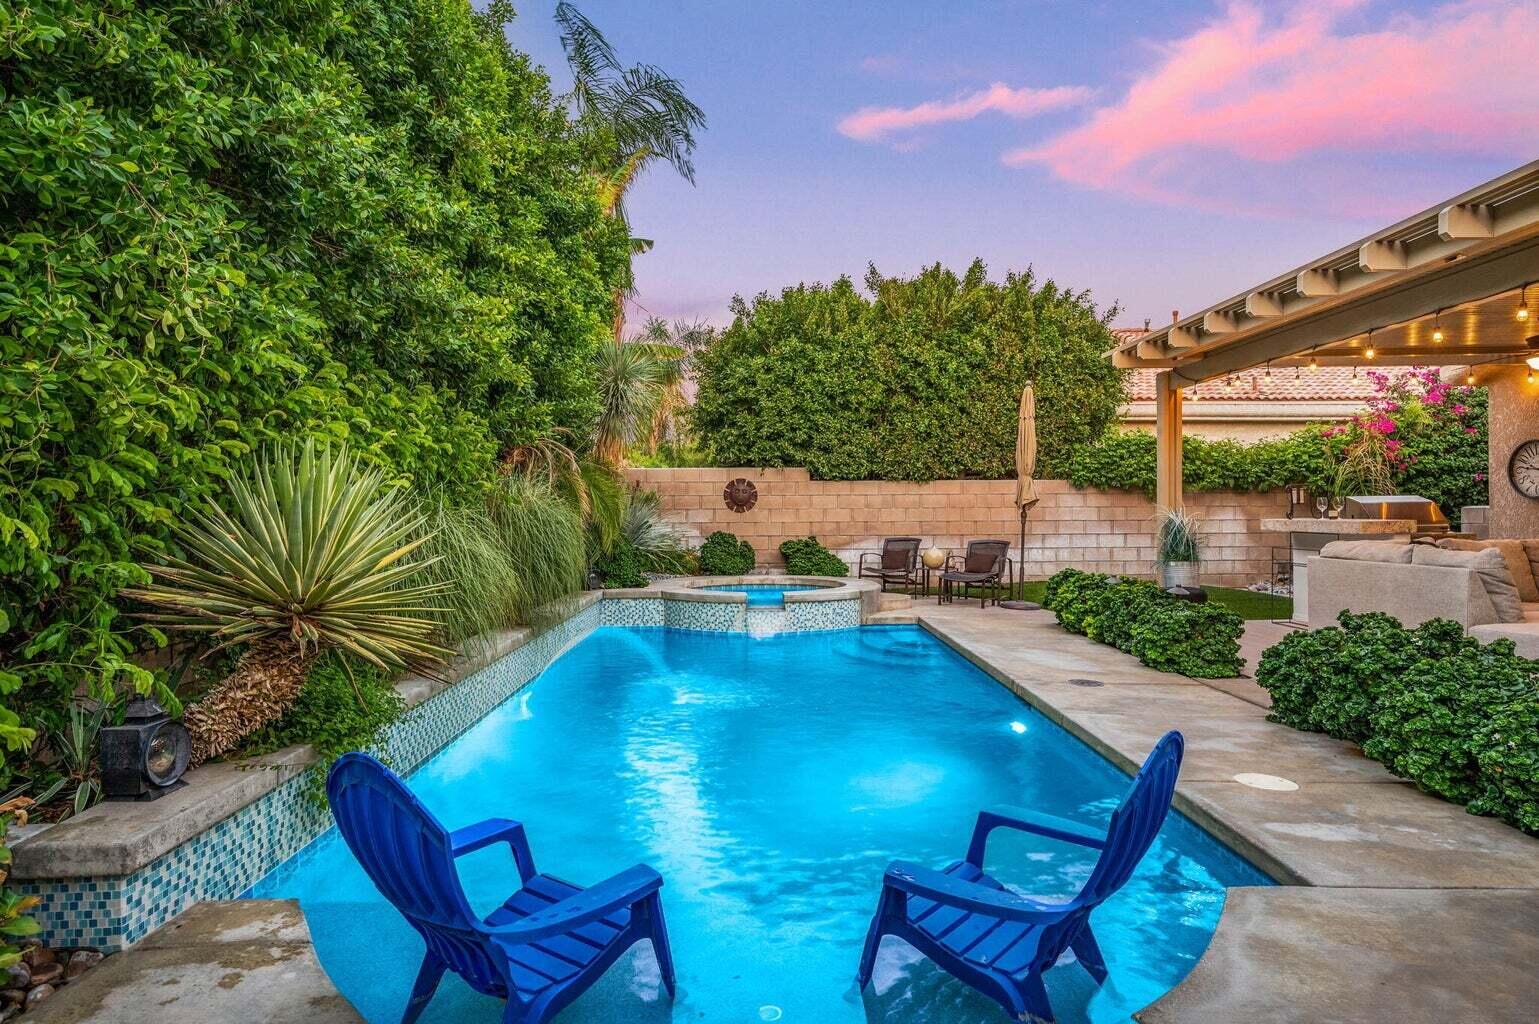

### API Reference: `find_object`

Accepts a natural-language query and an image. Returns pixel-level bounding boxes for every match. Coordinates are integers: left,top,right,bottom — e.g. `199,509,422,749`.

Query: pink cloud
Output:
838,82,1093,143
1006,0,1539,215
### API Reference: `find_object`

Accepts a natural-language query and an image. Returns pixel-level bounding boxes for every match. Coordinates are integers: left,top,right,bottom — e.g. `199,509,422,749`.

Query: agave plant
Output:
127,442,450,765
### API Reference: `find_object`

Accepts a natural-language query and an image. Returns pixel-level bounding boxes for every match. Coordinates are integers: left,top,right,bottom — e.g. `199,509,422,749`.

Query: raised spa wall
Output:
13,581,873,952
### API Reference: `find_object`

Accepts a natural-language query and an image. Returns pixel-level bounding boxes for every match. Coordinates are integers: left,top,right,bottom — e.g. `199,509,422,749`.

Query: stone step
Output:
875,592,914,612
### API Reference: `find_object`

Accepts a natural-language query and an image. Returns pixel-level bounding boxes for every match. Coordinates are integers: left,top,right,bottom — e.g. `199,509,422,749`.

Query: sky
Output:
502,0,1539,332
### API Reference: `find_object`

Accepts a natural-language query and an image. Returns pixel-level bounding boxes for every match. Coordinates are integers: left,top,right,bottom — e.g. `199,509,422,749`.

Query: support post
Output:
1155,371,1184,511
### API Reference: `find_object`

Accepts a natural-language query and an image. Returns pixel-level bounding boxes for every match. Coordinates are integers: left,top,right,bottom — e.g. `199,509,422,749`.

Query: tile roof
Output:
1112,329,1378,403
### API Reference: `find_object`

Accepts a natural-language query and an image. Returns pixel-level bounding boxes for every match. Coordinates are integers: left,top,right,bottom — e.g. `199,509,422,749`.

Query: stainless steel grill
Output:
1343,495,1450,534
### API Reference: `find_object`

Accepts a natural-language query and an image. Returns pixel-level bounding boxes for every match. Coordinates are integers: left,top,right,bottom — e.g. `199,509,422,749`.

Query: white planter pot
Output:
1159,561,1200,589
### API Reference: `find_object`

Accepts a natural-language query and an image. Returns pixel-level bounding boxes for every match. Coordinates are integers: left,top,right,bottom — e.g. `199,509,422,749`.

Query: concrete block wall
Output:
624,467,1288,588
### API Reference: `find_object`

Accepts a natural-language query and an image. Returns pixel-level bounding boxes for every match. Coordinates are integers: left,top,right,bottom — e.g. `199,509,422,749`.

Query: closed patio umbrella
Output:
1002,384,1041,609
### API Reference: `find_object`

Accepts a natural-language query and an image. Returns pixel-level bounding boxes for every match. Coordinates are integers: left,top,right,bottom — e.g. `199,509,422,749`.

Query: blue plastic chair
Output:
856,731,1185,1023
326,753,676,1024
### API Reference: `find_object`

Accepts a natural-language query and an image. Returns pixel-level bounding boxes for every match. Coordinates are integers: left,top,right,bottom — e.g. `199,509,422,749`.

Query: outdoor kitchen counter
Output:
1259,518,1418,535
1261,518,1418,625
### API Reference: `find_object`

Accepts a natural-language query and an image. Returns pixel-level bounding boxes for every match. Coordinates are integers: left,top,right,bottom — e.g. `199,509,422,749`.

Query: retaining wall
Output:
625,468,1288,588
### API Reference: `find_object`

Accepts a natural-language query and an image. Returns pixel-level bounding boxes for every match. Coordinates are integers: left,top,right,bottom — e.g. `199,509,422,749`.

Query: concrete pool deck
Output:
901,602,1539,1021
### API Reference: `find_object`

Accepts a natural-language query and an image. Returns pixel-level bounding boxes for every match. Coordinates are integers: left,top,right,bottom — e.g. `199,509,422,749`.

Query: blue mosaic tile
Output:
786,598,862,631
23,600,601,951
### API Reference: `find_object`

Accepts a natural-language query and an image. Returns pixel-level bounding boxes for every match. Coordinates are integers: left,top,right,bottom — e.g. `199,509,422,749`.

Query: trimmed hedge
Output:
690,262,1125,481
778,537,848,577
697,531,755,575
1042,569,1244,678
1257,612,1539,834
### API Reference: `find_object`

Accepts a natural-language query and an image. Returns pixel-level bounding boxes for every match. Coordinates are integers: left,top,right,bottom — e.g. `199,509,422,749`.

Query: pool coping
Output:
907,604,1539,1022
11,592,600,881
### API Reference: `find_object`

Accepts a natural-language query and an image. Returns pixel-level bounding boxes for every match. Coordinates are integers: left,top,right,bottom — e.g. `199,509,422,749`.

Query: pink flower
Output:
1451,403,1466,415
1475,472,1488,482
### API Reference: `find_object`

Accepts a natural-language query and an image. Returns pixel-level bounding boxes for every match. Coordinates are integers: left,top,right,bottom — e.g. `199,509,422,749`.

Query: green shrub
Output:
1086,579,1163,650
1041,569,1243,678
698,531,755,575
594,540,648,589
1469,683,1539,833
691,262,1125,481
0,0,626,786
1257,610,1539,834
245,652,406,803
620,490,693,574
778,537,848,577
0,811,42,967
1041,569,1111,634
1129,601,1244,678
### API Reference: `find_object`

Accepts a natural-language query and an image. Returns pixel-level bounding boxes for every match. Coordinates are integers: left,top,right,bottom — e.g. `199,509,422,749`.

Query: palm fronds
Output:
592,336,682,465
127,441,451,671
555,2,706,188
622,489,691,572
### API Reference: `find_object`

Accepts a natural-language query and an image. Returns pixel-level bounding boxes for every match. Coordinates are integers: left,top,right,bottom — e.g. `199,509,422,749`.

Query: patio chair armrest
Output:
450,818,537,882
882,861,1064,924
491,864,663,943
966,805,1105,866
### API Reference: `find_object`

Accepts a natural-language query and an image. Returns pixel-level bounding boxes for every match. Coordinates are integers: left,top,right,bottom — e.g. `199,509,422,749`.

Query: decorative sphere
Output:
922,546,946,569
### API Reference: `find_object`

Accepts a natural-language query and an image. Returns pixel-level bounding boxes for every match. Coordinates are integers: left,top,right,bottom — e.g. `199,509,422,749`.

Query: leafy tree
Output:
691,261,1126,481
0,0,627,784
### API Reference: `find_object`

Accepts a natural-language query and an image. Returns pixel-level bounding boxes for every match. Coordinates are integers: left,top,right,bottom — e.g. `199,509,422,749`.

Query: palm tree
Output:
554,2,705,339
127,442,450,765
591,332,682,466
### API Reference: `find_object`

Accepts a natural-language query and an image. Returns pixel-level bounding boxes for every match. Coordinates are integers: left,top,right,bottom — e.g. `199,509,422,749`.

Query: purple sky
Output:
504,1,1537,331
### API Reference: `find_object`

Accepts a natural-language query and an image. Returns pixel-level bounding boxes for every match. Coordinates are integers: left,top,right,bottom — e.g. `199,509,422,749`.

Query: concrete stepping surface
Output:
917,604,1539,1022
25,901,361,1024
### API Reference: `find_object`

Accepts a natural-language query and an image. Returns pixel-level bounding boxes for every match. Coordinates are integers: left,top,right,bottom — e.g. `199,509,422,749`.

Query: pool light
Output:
1009,721,1027,734
1233,772,1299,792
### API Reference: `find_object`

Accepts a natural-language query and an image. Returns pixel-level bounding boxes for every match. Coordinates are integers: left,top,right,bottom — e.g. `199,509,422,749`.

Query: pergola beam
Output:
1172,234,1539,382
1296,268,1339,296
1245,291,1285,318
1439,203,1494,240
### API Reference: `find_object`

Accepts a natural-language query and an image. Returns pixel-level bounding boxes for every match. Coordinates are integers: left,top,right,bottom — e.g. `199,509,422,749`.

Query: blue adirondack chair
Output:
856,731,1185,1023
325,753,676,1024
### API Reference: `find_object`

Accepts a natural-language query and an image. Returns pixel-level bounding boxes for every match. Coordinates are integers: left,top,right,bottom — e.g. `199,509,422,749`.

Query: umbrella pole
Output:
1000,503,1037,610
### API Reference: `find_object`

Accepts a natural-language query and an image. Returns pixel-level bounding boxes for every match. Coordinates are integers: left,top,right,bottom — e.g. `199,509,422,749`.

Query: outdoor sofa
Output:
1307,536,1539,657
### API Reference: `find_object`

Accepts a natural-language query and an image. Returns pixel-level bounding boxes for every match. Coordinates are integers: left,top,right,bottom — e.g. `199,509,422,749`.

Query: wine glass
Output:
1329,496,1344,518
1315,496,1328,519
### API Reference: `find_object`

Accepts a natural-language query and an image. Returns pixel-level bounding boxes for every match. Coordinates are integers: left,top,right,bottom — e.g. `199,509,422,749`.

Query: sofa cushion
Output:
1438,538,1539,602
1470,620,1539,660
1319,539,1414,563
1412,545,1523,622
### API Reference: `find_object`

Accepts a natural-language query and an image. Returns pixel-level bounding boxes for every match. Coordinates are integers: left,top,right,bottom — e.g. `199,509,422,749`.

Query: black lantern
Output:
100,696,191,801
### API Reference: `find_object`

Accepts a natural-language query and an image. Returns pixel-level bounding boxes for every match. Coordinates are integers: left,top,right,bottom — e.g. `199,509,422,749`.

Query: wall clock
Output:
1508,440,1539,498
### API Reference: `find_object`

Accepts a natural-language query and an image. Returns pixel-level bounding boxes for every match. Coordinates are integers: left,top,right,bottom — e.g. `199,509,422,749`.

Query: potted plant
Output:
1155,507,1203,589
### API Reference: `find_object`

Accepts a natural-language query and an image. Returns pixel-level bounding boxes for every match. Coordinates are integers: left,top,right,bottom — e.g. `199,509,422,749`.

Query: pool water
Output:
251,626,1269,1023
701,583,826,606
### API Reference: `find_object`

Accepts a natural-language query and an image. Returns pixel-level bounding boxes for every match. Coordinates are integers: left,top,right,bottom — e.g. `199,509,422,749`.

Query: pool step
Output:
875,592,914,612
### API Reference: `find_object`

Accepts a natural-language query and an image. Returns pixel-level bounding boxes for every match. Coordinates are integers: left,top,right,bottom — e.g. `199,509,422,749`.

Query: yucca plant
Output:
127,442,451,765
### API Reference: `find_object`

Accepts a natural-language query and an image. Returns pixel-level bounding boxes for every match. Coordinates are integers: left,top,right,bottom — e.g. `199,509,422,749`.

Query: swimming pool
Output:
701,583,827,606
251,625,1268,1023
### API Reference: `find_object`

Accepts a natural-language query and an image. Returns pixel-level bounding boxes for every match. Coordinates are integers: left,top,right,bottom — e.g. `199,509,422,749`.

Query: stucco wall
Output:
1481,365,1539,538
625,467,1287,587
